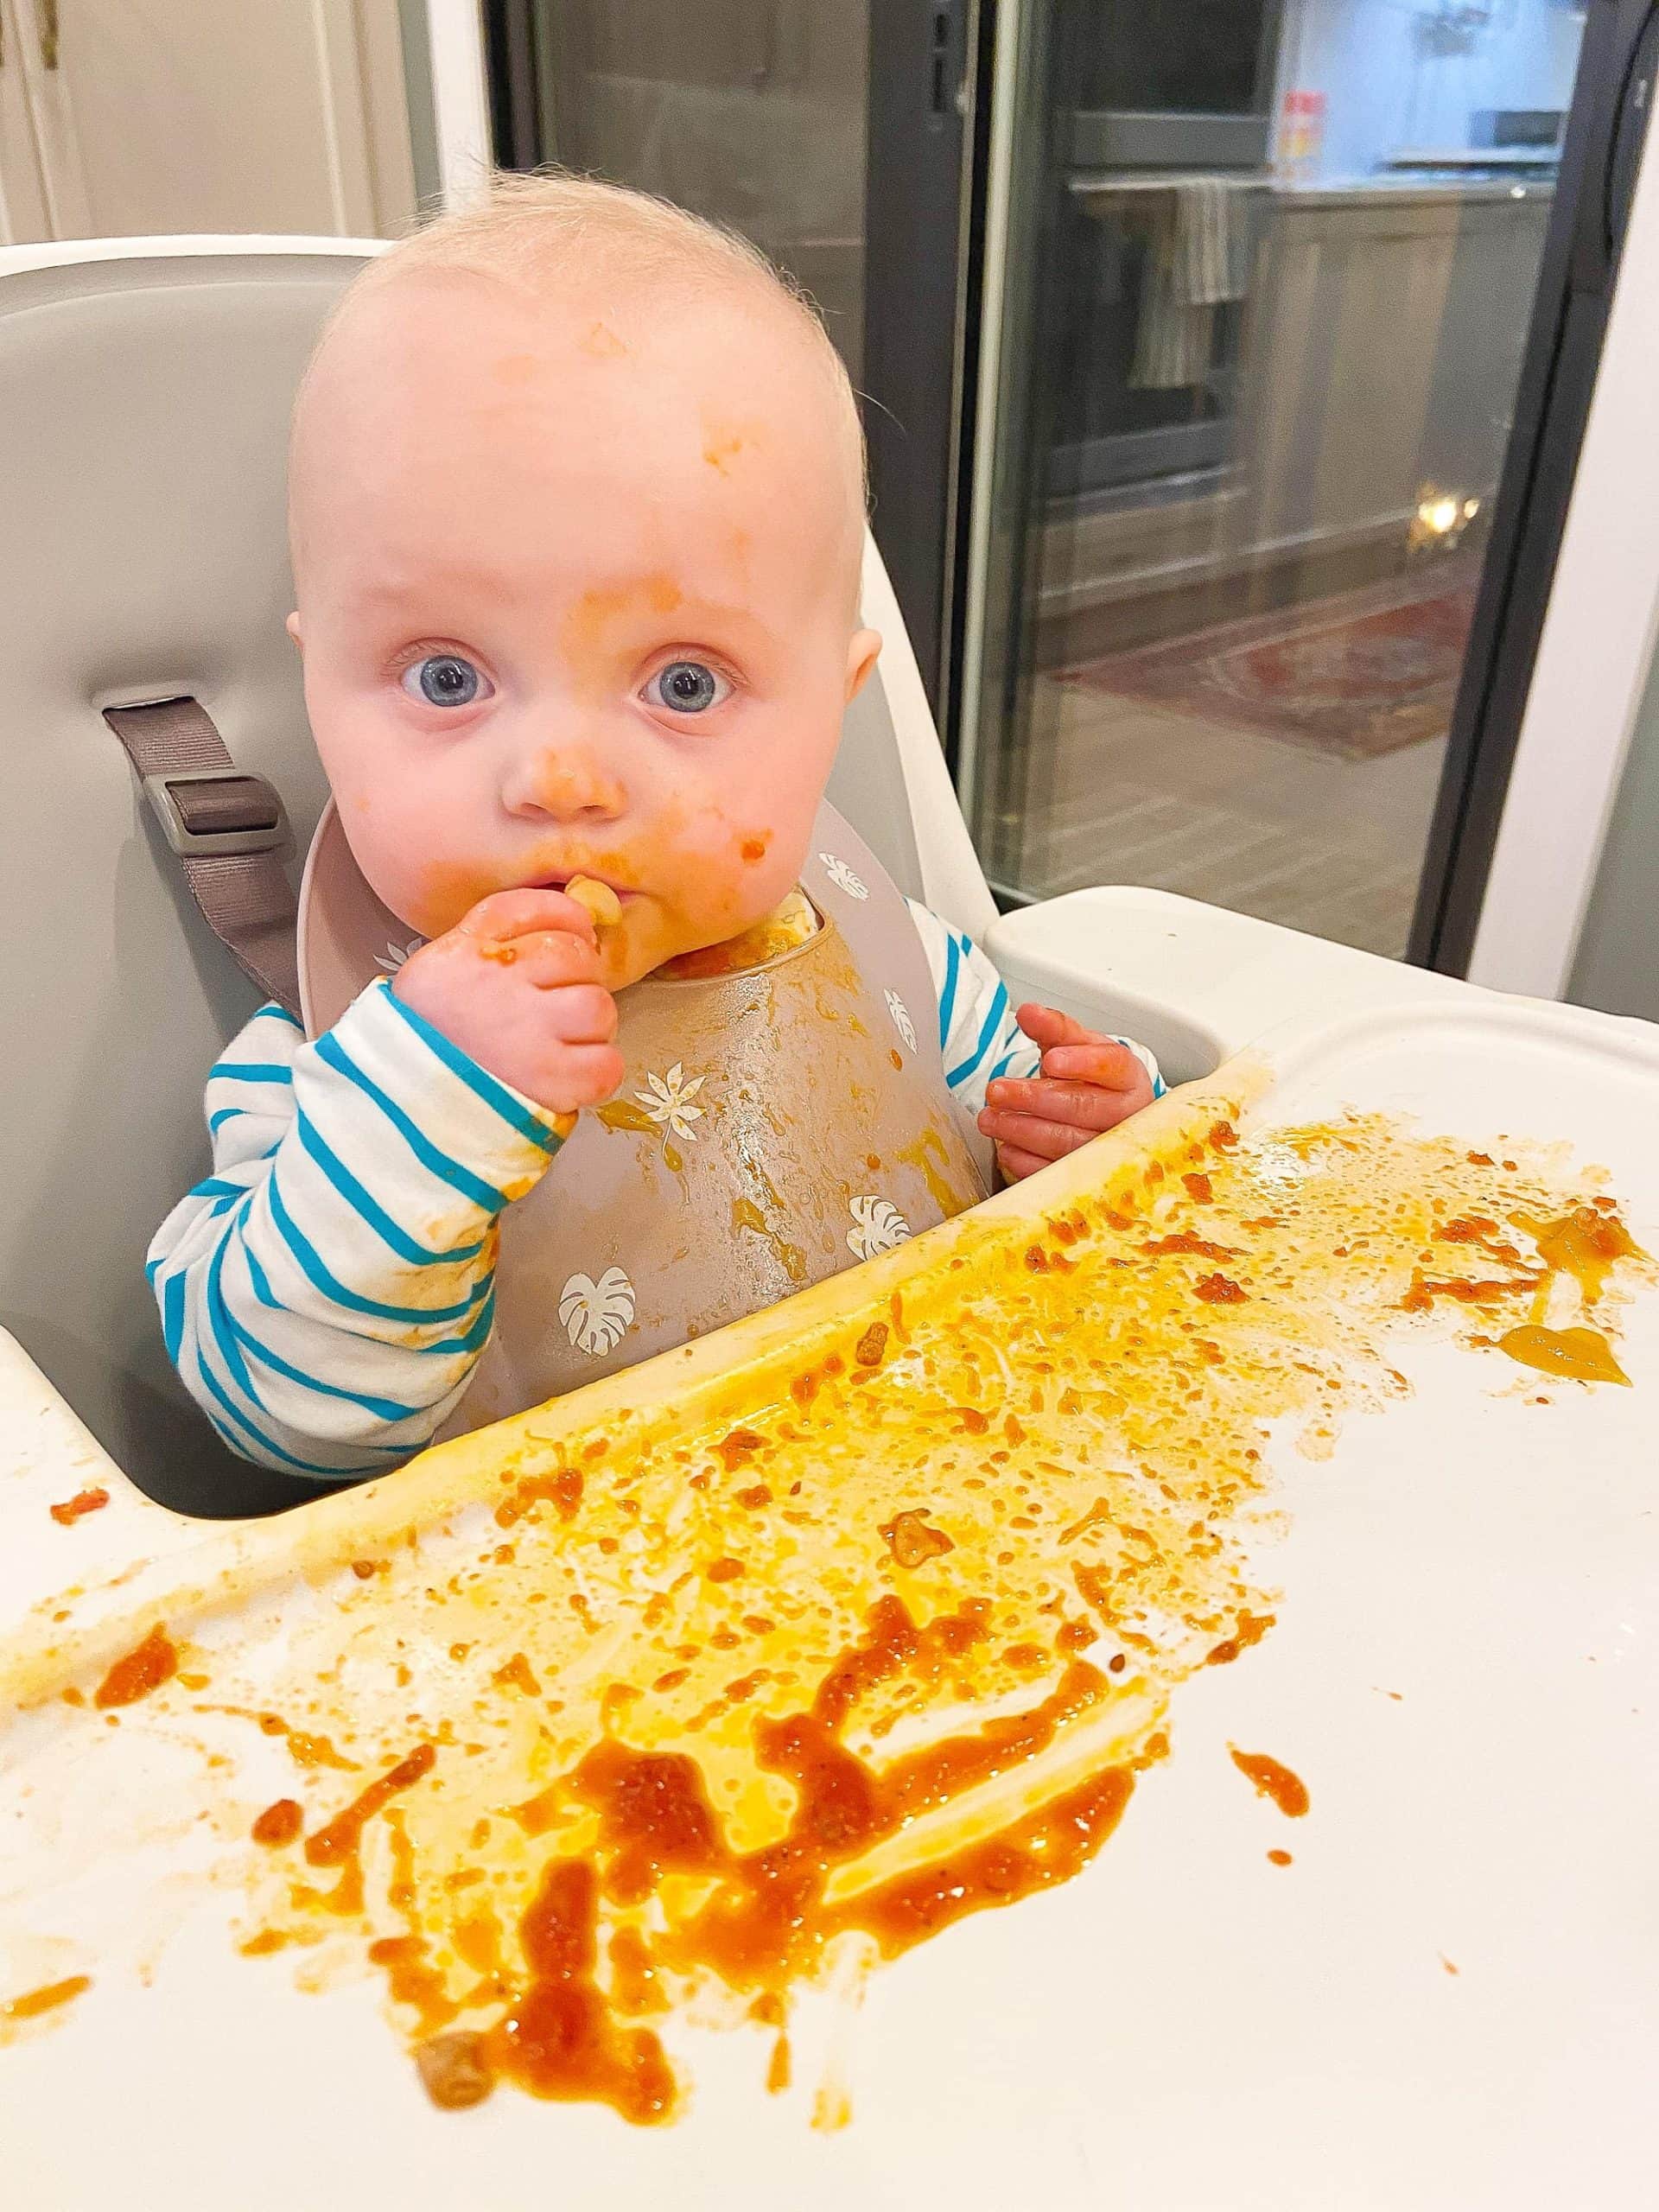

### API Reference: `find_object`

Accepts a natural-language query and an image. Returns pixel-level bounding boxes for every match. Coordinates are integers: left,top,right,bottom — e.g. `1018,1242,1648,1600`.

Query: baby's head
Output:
288,174,879,988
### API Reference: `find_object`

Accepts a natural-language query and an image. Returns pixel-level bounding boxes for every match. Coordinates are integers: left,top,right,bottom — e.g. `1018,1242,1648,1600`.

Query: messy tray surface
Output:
3,998,1656,2211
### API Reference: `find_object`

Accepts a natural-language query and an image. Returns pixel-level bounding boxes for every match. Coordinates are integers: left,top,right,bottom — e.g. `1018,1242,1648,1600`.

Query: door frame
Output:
426,0,494,205
1409,0,1659,985
1464,104,1659,998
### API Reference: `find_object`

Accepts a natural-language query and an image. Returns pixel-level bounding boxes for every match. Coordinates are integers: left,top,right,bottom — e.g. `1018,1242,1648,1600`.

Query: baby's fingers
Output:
995,1140,1052,1184
533,982,618,1045
983,1074,1140,1133
478,928,603,992
460,887,598,947
1014,1002,1097,1052
547,1042,626,1111
1037,1039,1149,1091
976,1106,1096,1160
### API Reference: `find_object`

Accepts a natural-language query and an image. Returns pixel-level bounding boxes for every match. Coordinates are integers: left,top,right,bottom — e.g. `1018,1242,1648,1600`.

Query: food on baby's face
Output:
566,876,622,931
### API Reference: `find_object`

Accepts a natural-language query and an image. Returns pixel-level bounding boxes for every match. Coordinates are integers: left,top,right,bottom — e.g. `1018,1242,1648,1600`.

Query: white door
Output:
0,0,53,242
0,0,416,242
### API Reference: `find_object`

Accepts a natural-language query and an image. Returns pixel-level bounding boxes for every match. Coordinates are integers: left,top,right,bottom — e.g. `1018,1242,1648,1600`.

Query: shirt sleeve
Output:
147,981,568,1479
906,899,1165,1122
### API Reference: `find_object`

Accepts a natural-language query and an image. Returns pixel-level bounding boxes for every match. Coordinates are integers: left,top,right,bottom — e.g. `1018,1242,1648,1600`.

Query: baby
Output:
150,175,1162,1479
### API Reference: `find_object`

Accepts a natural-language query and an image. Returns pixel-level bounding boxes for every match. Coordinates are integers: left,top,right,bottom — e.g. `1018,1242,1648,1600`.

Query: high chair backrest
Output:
0,236,995,1517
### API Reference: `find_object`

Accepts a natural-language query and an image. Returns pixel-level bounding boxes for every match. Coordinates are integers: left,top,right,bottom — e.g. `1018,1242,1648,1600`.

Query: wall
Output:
1277,0,1585,180
1568,637,1659,1021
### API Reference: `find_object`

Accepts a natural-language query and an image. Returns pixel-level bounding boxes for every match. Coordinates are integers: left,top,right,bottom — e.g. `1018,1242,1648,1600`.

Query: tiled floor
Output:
995,676,1449,958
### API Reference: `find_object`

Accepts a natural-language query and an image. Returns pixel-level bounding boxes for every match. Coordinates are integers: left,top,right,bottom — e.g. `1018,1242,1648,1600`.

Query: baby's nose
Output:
503,745,626,824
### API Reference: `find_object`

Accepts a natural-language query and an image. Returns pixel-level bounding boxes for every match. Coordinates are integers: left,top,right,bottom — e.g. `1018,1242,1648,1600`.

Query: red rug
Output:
1060,562,1479,762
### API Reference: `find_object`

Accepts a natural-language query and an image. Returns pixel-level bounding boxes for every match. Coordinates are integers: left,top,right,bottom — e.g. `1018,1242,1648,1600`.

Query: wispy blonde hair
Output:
323,168,868,519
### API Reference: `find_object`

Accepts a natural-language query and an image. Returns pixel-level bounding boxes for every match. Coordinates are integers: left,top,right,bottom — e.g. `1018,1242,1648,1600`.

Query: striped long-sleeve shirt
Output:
149,900,1161,1478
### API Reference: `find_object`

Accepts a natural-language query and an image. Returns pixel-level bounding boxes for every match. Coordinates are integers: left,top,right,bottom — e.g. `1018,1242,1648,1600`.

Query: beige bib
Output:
299,801,989,1434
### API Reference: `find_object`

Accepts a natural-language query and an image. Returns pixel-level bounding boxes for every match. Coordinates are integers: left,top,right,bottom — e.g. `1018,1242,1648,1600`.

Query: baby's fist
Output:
977,1003,1155,1184
392,887,623,1118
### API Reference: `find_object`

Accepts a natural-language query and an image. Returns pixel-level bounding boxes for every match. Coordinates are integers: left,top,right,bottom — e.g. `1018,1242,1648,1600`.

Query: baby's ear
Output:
285,612,303,650
844,626,881,702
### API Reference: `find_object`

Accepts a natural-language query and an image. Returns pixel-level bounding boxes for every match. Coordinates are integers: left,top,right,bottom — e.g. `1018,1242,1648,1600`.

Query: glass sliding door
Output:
484,1,981,709
519,0,873,377
962,0,1595,960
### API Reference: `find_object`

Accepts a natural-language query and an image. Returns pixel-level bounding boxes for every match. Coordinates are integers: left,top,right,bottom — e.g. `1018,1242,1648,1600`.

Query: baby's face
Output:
289,273,878,988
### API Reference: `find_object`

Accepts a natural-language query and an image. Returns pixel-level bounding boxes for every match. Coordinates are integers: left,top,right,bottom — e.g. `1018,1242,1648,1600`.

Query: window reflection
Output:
968,0,1588,958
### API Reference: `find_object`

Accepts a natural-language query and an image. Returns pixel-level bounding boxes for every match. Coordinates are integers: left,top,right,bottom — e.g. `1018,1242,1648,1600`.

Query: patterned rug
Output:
1060,560,1479,762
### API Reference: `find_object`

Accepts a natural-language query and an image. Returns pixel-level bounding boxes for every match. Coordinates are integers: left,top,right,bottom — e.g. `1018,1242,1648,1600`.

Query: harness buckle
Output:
141,766,291,859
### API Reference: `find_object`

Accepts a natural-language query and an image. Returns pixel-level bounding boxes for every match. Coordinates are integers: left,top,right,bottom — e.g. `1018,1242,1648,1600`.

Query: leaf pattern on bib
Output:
635,1064,707,1144
817,853,869,901
847,1195,912,1261
374,937,424,976
884,989,917,1053
558,1267,636,1356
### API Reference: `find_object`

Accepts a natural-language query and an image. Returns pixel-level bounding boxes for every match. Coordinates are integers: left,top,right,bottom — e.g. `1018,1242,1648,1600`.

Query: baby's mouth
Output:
523,869,638,905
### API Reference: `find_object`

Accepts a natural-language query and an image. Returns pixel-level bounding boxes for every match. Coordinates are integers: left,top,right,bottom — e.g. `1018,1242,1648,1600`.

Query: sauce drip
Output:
93,1624,178,1709
305,1745,435,1867
447,1637,1136,2116
878,1509,956,1568
1497,1324,1630,1386
1230,1749,1309,1817
251,1799,304,1847
484,1859,677,2122
2,1974,90,2023
1525,1207,1640,1304
48,1487,110,1526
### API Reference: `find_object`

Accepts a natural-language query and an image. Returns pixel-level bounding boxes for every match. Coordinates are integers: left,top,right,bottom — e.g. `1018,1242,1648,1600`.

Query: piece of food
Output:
566,875,621,929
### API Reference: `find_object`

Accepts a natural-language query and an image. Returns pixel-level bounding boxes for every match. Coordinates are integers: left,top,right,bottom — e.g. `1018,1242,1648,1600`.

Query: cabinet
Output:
0,0,417,246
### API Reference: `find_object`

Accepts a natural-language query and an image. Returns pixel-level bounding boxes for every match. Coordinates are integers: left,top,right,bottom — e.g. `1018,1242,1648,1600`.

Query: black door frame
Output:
1409,0,1659,972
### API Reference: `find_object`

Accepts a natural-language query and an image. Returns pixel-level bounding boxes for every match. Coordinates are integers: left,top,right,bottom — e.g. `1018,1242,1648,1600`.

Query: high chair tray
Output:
2,994,1656,2211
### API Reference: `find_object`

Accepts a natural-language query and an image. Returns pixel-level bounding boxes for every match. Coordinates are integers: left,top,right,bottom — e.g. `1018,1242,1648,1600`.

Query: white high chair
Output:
2,237,1658,2212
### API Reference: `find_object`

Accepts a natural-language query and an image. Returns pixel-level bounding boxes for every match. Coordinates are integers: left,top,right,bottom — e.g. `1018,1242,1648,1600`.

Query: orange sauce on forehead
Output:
562,575,683,660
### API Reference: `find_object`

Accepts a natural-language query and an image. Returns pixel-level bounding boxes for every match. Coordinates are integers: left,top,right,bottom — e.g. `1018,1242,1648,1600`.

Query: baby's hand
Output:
392,888,623,1118
977,1003,1155,1184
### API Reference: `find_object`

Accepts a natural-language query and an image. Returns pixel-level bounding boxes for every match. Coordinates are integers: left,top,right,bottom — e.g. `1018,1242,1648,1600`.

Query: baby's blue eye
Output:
403,653,488,709
647,660,730,715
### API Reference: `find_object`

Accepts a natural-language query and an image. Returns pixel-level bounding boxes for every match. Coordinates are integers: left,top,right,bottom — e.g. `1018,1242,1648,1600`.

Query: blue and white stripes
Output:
148,982,567,1478
905,901,1164,1116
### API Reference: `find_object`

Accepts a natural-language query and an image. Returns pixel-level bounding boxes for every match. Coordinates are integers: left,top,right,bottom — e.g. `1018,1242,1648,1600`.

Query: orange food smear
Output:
1497,1324,1630,1386
93,1625,178,1709
1230,1748,1310,1817
304,1745,436,1869
49,1487,110,1526
251,1798,304,1847
2,1974,90,2022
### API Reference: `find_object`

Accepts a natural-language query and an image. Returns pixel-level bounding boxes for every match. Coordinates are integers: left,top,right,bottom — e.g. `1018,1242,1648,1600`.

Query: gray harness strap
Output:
105,696,300,1016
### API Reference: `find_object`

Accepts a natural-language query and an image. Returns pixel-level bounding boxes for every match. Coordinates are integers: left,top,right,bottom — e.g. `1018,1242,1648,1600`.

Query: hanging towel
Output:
1130,176,1252,392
